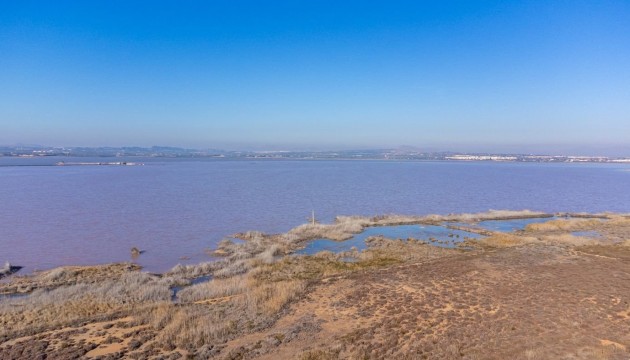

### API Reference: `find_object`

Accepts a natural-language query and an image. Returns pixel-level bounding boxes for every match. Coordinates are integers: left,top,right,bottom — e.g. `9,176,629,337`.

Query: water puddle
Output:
0,292,30,301
571,230,601,238
296,224,483,255
472,217,556,232
171,275,212,301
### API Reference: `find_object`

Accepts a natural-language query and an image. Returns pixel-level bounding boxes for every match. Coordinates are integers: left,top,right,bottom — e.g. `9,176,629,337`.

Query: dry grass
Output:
433,209,549,222
3,210,624,359
285,210,549,244
213,259,253,278
142,245,410,353
177,275,248,303
167,259,228,279
299,348,342,360
608,215,630,224
148,275,308,351
369,214,426,225
525,218,603,232
0,263,142,295
477,233,540,248
0,271,171,339
541,233,598,246
244,280,306,316
480,232,601,248
373,209,549,225
153,305,240,349
230,233,630,360
255,243,281,264
288,216,371,241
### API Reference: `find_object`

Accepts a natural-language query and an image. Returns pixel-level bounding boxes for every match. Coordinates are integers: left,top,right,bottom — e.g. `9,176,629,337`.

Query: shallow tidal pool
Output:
296,224,483,255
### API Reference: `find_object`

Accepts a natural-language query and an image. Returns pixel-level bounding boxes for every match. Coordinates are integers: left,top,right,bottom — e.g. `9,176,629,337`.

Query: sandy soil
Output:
226,245,630,359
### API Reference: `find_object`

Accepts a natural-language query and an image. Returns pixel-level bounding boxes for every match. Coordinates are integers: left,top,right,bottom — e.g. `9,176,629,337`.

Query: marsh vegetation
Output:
1,210,629,359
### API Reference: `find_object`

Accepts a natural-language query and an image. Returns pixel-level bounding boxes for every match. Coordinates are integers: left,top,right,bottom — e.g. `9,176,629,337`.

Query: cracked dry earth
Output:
223,245,630,359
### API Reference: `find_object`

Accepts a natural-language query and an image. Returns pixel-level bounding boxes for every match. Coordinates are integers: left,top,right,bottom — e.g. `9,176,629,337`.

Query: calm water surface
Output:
474,217,557,232
296,224,483,255
1,157,628,272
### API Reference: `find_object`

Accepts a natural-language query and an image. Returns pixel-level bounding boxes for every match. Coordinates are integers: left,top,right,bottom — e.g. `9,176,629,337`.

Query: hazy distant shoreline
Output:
2,152,630,164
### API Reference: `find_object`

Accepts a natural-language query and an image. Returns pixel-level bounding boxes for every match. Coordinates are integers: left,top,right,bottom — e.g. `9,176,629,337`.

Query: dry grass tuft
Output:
525,218,603,232
244,280,306,316
542,234,598,246
166,260,225,278
608,215,630,226
177,275,248,303
299,348,342,360
288,216,371,241
155,305,240,348
478,233,540,248
213,259,253,278
0,271,171,338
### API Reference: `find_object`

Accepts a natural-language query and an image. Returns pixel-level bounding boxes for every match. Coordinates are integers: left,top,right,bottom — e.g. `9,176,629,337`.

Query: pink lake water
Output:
1,157,628,273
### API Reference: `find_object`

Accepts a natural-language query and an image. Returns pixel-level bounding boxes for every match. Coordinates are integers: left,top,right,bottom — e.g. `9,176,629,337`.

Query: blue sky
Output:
1,1,629,154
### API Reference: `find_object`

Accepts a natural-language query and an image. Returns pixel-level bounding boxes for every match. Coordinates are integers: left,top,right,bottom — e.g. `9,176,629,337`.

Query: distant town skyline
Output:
2,143,630,158
1,1,629,155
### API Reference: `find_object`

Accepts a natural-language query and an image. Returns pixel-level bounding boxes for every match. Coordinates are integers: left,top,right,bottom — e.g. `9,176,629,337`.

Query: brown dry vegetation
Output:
0,263,142,295
524,218,605,232
1,211,629,359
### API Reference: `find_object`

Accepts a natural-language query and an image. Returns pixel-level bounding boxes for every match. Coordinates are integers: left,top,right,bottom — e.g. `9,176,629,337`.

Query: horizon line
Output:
2,144,630,159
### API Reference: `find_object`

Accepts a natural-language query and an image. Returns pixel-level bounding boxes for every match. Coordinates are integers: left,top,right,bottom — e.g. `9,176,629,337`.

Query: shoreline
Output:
1,210,622,291
4,155,630,166
1,210,630,358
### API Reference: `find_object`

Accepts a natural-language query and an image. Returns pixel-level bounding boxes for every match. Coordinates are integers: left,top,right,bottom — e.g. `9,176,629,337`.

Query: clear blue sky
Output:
1,1,629,154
